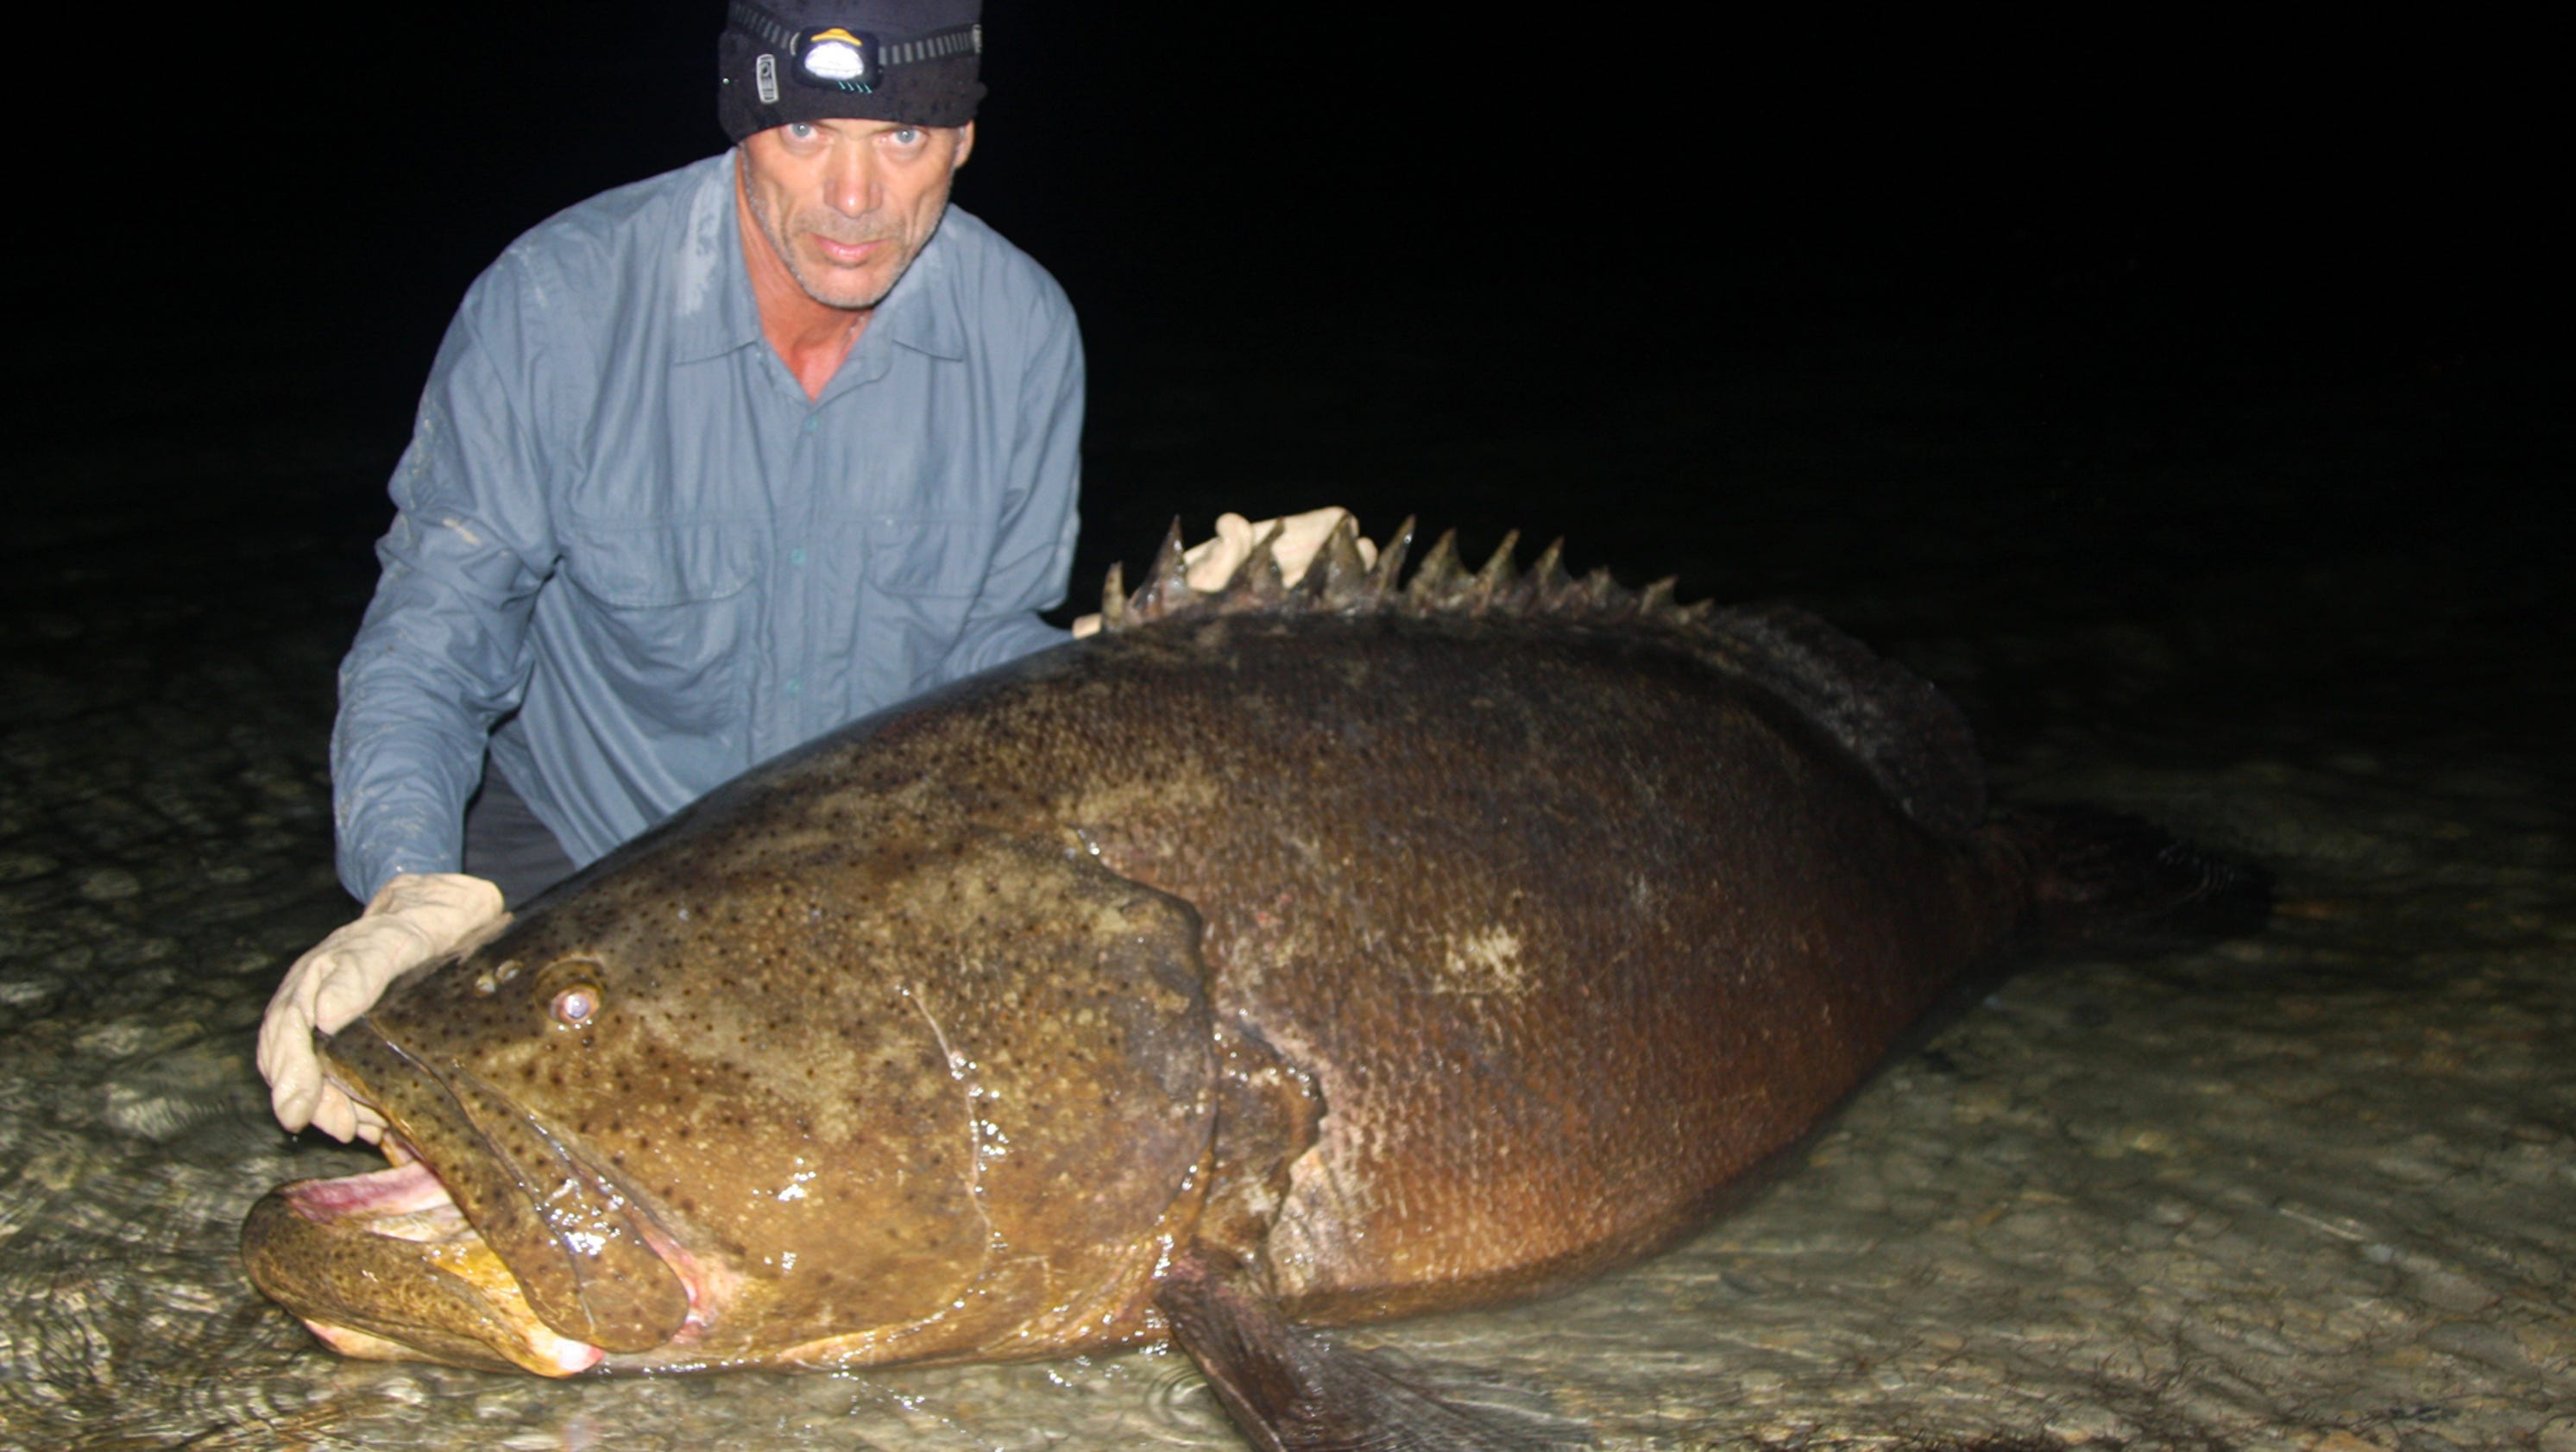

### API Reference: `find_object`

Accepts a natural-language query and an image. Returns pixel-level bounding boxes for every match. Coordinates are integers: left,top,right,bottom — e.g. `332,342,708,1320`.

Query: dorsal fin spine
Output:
1406,531,1464,611
1521,538,1570,610
1304,515,1374,607
1124,519,1194,625
1467,531,1521,613
1100,561,1129,627
1098,521,1724,641
1367,517,1418,600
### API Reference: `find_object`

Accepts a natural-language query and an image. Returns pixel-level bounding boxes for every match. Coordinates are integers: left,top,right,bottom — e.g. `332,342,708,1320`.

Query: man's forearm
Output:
331,669,499,901
330,503,545,901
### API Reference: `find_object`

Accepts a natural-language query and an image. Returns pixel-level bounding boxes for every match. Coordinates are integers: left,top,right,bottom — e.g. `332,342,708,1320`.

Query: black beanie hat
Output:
718,0,985,141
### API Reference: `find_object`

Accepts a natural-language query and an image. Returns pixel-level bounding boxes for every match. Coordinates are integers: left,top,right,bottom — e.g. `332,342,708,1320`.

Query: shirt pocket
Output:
560,519,759,607
856,516,983,698
555,519,759,734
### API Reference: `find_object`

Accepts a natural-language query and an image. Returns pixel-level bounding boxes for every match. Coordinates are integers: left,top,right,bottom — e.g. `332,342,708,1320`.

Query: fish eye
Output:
551,983,602,1028
535,956,608,1028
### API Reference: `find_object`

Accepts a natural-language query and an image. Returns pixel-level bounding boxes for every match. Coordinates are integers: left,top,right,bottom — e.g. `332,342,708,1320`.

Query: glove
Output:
260,873,507,1141
1073,507,1378,638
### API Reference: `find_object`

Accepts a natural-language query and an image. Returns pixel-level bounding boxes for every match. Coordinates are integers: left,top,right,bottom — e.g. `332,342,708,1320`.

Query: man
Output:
259,0,1352,1142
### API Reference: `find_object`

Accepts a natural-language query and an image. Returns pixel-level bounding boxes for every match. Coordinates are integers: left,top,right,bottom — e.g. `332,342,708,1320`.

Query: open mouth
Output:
242,1020,713,1375
253,1150,613,1374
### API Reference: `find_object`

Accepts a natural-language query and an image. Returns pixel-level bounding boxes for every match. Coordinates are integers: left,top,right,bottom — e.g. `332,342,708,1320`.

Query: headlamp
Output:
729,3,981,100
797,26,879,91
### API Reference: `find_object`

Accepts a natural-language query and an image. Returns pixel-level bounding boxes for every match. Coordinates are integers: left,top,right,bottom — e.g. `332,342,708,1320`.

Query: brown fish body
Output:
246,526,2252,1450
987,608,2025,1322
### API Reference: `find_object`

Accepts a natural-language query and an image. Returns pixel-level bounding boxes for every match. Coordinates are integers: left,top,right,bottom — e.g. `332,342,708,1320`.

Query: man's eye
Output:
891,128,922,146
788,123,816,140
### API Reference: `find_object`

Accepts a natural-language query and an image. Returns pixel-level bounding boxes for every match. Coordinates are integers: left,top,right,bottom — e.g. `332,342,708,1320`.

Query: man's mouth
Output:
806,229,895,266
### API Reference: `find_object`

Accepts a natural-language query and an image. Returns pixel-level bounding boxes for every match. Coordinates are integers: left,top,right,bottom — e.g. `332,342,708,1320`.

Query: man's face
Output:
738,117,975,311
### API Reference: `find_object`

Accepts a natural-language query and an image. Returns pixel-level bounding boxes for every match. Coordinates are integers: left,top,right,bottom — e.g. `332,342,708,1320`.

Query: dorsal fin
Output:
1704,603,1987,837
1093,521,1986,836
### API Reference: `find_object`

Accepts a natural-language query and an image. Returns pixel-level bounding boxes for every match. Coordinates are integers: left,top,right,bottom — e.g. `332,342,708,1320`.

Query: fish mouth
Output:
242,1018,706,1375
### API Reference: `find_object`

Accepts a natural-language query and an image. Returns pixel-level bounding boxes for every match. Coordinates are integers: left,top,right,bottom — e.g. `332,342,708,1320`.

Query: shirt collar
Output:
671,150,967,368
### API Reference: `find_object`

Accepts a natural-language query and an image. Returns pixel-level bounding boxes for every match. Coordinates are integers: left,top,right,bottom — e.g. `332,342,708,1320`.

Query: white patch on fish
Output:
1433,927,1528,997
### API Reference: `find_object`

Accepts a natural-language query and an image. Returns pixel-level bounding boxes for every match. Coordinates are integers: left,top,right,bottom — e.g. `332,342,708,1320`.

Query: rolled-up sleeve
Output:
936,290,1084,680
332,262,558,902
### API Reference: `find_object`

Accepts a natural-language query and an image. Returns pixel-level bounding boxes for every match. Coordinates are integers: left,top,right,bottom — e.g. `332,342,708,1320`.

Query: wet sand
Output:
3,297,2567,1451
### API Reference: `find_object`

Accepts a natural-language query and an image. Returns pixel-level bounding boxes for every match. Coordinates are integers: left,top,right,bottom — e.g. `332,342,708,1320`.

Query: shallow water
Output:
3,330,2568,1452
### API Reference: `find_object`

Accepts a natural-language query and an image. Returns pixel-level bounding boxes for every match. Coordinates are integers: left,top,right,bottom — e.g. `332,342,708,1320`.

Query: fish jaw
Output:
242,1157,608,1375
241,1017,714,1371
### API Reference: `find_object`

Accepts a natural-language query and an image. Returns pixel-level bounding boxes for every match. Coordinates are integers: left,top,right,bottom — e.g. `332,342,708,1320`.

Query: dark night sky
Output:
14,6,2560,599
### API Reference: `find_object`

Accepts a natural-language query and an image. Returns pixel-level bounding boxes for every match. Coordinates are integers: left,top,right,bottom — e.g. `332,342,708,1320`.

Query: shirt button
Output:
803,417,818,434
789,548,807,567
784,677,803,698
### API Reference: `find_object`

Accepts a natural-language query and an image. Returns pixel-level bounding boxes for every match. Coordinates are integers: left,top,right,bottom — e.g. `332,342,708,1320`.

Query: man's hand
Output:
260,873,507,1141
1074,507,1377,638
1177,506,1379,592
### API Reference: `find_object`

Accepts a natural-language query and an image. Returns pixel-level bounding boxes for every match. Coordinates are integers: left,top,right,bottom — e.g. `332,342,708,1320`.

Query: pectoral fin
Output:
1156,1249,1593,1452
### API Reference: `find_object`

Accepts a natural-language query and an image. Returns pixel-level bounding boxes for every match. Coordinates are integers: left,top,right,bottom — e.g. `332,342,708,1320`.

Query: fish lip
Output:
312,1021,712,1358
256,1154,608,1376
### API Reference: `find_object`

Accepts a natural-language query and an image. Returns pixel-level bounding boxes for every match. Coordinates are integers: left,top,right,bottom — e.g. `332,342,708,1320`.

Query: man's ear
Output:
951,120,977,170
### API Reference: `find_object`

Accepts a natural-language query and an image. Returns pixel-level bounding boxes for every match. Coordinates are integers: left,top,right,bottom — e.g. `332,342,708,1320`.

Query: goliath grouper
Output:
243,519,2265,1449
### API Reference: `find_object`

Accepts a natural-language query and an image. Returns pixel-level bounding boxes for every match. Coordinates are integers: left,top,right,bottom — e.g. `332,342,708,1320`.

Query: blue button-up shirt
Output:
332,151,1082,901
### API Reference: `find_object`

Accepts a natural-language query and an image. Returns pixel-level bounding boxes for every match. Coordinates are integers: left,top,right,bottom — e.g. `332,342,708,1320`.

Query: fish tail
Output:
1995,805,2273,953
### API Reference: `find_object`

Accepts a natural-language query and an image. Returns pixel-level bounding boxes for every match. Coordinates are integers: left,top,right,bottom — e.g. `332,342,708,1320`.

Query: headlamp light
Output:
797,26,879,91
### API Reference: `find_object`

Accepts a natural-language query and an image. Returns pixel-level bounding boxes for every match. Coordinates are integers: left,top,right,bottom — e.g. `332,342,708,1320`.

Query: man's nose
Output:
823,145,879,218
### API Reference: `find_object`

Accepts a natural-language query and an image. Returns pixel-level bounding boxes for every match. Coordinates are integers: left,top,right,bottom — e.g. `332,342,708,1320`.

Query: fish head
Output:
244,827,1223,1373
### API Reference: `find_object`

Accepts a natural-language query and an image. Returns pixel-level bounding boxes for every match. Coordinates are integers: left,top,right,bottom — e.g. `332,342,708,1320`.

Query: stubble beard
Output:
747,187,930,313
